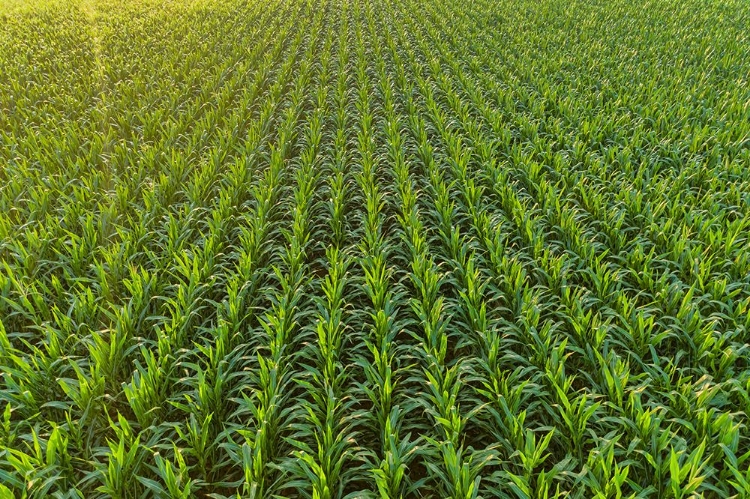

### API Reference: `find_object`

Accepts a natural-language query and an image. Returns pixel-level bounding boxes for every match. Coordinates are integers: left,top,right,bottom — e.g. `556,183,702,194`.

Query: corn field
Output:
1,0,749,496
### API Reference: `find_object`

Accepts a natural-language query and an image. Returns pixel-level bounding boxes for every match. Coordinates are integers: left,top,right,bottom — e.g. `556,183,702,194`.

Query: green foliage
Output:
1,0,749,496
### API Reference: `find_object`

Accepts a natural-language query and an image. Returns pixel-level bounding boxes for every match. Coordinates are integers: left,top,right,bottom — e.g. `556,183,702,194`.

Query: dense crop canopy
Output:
1,0,749,496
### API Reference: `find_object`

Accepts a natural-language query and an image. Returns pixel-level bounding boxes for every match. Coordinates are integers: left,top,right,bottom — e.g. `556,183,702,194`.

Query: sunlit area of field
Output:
1,0,749,496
